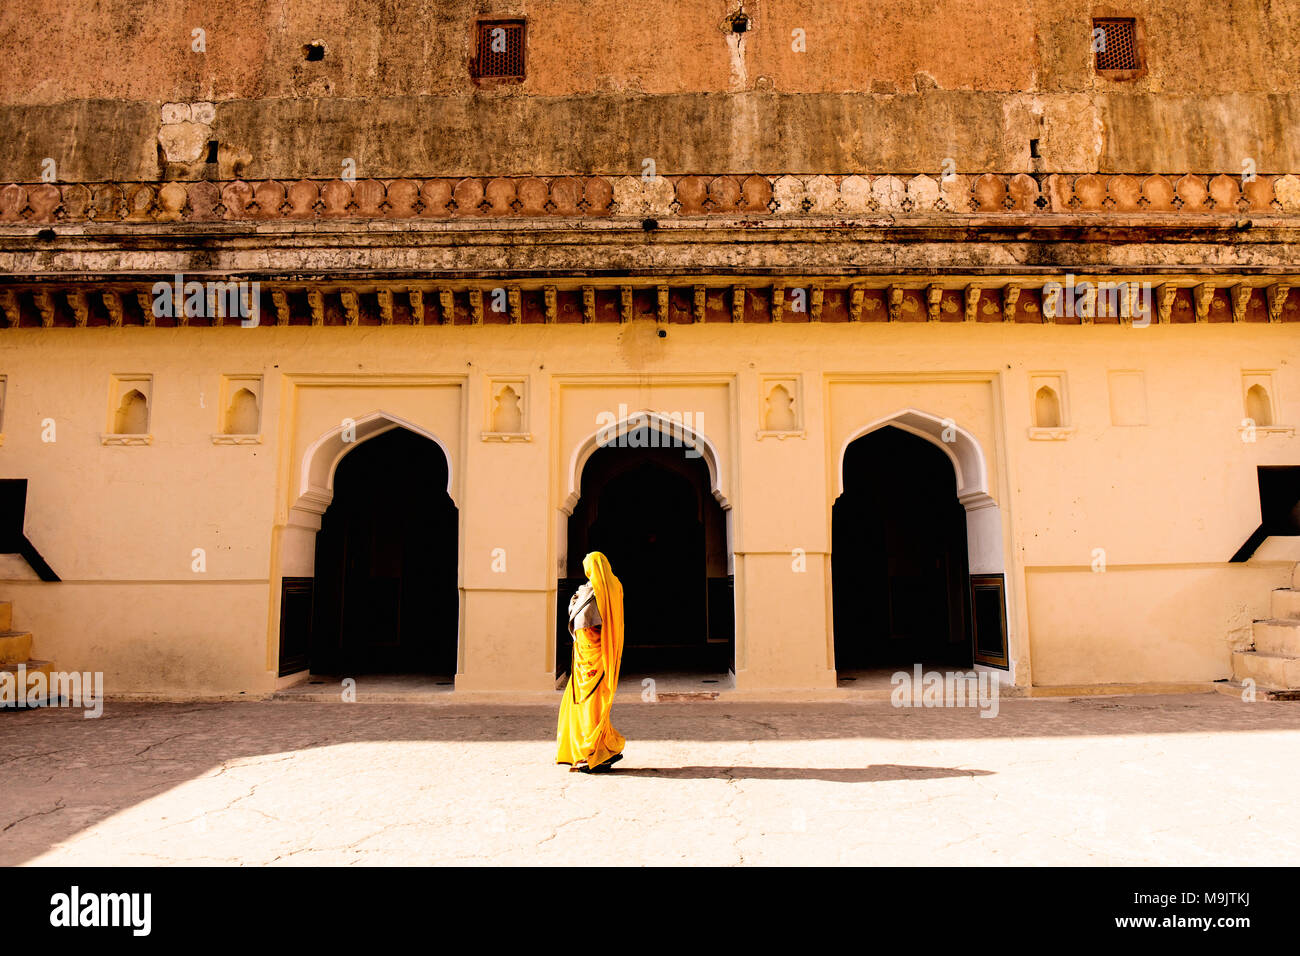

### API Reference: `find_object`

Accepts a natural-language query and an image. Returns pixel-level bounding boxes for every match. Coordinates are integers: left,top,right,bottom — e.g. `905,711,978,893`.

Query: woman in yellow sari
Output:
557,551,626,773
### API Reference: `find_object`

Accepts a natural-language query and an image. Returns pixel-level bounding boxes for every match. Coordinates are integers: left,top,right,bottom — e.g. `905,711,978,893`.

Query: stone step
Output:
1214,680,1300,702
1253,619,1300,656
0,629,33,665
1232,649,1300,691
0,600,11,632
1272,589,1300,621
0,659,55,706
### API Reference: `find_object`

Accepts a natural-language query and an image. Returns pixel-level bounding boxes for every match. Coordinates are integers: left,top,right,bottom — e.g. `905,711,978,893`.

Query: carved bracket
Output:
1194,283,1215,323
340,290,360,326
1002,284,1020,323
1267,283,1291,323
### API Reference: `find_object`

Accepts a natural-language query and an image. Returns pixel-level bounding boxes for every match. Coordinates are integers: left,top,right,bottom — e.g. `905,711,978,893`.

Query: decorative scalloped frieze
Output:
2,173,1298,226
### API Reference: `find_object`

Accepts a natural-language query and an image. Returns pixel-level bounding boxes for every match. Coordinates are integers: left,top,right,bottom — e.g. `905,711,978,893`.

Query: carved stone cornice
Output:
5,172,1299,228
1,276,1298,328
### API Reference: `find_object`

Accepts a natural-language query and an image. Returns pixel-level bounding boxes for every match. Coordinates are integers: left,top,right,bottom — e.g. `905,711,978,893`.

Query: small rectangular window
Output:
471,20,526,79
1093,18,1139,71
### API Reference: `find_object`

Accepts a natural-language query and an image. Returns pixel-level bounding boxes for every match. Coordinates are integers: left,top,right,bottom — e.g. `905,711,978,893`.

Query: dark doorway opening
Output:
1231,465,1300,561
833,426,971,670
310,428,458,676
561,427,733,675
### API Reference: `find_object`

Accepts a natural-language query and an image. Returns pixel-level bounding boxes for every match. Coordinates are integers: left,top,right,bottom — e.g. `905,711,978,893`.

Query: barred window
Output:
1093,18,1139,71
471,20,526,79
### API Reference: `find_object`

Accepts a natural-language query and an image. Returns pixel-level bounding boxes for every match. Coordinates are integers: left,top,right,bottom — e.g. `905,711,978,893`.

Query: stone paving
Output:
2,692,1298,866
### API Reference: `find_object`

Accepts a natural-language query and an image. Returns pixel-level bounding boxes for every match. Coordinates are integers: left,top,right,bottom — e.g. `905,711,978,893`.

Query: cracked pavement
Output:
2,693,1299,865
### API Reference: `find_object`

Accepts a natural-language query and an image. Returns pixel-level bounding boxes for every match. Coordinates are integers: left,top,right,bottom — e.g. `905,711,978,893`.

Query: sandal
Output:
587,753,623,773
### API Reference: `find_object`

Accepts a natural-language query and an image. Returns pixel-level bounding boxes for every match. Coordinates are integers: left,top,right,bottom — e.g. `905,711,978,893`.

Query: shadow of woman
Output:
588,764,994,782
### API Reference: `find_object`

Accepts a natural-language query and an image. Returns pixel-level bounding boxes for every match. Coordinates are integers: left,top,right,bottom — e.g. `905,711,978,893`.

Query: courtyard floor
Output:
2,692,1298,866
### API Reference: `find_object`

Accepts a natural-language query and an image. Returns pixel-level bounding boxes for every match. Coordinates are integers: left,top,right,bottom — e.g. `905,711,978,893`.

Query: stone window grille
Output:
1093,17,1144,78
471,20,526,80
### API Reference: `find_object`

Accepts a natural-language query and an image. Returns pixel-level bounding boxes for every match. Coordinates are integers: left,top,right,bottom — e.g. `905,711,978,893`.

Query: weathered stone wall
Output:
2,1,1298,179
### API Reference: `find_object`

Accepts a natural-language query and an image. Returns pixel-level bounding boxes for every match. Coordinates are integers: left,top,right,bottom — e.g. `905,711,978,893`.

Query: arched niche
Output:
835,408,1003,574
115,389,149,434
225,387,260,435
1246,384,1274,427
1034,386,1062,428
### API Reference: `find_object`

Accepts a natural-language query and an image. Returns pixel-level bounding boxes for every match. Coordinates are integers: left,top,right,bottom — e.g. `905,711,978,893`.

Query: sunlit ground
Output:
3,694,1298,865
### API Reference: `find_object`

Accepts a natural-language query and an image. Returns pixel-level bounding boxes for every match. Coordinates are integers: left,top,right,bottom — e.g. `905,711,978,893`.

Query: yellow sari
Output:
556,551,626,770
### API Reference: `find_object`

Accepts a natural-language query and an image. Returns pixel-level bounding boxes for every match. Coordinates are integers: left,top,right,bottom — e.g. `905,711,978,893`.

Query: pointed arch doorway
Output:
831,407,1009,676
559,419,734,677
308,426,459,676
833,425,972,669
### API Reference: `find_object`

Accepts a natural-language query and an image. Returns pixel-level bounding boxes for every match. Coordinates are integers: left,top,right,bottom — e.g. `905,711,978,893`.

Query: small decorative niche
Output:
757,375,805,440
103,374,153,445
1240,371,1294,437
213,374,263,444
1027,372,1075,439
481,377,531,441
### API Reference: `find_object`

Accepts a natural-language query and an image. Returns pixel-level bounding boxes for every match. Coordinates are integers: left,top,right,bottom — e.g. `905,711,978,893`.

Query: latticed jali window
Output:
471,20,526,79
1093,18,1138,71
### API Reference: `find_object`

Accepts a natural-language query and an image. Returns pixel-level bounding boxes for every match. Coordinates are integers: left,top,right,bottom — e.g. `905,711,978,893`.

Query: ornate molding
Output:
5,172,1299,226
4,275,1300,328
101,433,153,446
